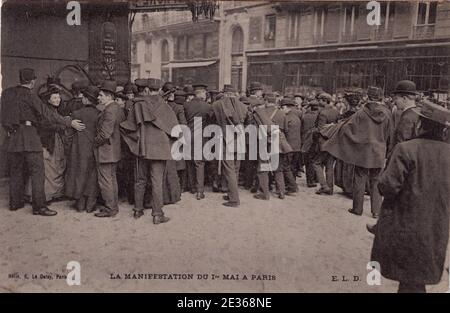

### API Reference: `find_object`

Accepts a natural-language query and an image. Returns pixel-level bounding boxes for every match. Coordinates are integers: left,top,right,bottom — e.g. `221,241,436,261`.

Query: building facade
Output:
132,10,221,89
219,1,450,94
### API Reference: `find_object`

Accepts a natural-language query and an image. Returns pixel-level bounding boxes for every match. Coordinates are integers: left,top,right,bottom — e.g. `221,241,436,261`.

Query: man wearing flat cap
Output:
370,100,450,293
93,80,126,218
1,68,85,216
389,80,420,155
183,83,213,200
121,78,178,224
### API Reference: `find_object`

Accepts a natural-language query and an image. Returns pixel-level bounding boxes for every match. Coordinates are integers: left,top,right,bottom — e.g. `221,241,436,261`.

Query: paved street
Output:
0,177,448,293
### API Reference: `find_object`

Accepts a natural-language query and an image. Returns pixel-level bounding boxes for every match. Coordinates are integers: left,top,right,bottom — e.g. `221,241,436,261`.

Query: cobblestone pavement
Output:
0,177,448,293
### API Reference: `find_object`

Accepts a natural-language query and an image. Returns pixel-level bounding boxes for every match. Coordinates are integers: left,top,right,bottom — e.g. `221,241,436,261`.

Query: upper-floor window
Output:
142,14,150,29
288,11,301,45
131,42,137,63
144,40,152,63
417,1,438,25
161,40,169,63
264,15,276,41
232,27,244,54
379,2,395,30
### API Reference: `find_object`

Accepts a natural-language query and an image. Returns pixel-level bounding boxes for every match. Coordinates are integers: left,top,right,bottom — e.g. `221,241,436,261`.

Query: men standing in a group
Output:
1,68,85,216
93,81,126,218
313,92,340,195
371,100,450,293
183,83,212,200
121,78,178,224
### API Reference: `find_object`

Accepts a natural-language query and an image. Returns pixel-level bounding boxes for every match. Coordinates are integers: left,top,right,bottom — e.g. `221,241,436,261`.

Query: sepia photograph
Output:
0,0,449,296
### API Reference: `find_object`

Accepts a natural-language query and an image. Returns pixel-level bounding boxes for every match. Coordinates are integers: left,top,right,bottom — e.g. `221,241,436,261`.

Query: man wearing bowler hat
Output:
389,80,420,155
1,68,85,216
93,80,126,217
183,83,213,200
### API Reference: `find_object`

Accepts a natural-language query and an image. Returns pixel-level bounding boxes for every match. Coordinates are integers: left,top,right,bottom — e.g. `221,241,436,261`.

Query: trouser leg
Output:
194,160,205,193
369,168,382,215
313,152,327,189
283,153,298,192
26,152,47,211
186,161,196,193
324,153,335,191
149,160,166,217
222,159,240,204
8,152,25,209
97,162,118,212
134,158,148,211
257,167,270,199
304,152,316,185
352,165,368,215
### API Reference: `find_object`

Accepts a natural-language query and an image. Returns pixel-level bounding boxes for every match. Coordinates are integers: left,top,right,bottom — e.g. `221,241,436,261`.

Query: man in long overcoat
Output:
323,87,392,218
210,85,249,207
370,100,450,293
65,85,100,212
183,83,212,200
120,78,178,224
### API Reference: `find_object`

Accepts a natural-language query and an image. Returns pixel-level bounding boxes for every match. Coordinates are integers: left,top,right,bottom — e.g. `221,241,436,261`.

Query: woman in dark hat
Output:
35,86,67,202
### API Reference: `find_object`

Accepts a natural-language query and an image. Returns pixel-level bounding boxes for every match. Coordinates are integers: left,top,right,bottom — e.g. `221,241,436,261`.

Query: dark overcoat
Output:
371,135,450,284
120,95,178,160
322,101,392,169
285,110,302,152
65,104,100,199
1,85,71,152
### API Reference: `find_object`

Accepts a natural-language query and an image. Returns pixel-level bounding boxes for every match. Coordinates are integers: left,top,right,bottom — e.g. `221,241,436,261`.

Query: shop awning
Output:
162,60,217,69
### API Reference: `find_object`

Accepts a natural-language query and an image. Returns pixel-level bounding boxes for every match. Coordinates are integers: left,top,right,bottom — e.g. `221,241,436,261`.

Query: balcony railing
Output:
413,24,435,39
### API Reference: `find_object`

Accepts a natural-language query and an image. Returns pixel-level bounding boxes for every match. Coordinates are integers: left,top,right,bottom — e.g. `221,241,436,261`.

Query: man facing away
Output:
183,83,212,200
323,86,392,218
120,78,179,224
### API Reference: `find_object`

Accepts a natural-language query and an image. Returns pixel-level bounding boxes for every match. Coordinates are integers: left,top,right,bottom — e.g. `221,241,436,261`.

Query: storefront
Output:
247,39,450,94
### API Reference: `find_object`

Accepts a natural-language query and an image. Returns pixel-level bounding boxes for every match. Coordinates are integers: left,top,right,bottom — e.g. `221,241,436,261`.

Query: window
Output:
144,40,152,63
231,27,244,54
264,15,276,41
288,11,301,46
186,35,195,59
131,42,137,64
417,1,438,25
161,40,169,63
142,14,150,29
313,7,326,43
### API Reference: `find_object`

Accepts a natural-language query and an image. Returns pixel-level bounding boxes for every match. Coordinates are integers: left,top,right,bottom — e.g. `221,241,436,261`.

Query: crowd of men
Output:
1,68,450,292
